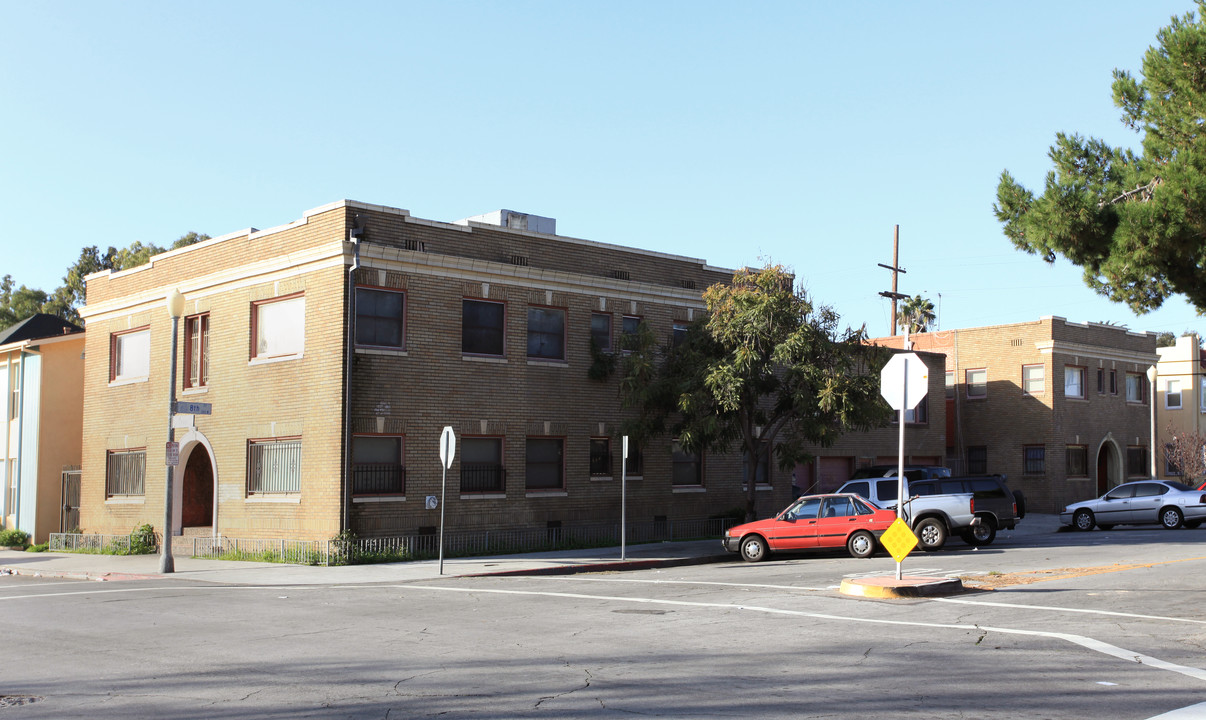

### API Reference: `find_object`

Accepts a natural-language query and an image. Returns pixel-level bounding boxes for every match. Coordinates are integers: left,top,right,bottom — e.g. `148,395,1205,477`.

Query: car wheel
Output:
1160,507,1184,530
847,530,876,559
739,535,769,562
1184,520,1202,529
968,519,996,546
1073,509,1095,531
915,518,947,551
1013,490,1026,519
1098,524,1115,531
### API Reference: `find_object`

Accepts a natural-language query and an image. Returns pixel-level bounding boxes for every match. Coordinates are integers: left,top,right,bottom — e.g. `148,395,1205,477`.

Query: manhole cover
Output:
0,696,42,707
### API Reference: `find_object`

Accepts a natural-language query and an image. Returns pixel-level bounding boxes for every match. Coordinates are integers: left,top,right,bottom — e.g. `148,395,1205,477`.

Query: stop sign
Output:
880,352,929,410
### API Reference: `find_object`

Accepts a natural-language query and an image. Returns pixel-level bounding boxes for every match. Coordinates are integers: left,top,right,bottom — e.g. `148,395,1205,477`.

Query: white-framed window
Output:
527,306,566,361
945,371,955,398
6,459,18,515
356,287,405,349
106,449,146,497
110,327,150,382
8,361,19,421
966,368,987,399
247,438,302,495
1166,379,1183,409
252,295,305,360
462,299,505,356
1022,364,1044,395
1064,366,1085,399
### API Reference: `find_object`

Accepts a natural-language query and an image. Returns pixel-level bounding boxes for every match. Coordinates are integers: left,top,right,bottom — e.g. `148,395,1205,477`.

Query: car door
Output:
1097,484,1137,524
765,497,822,550
1127,483,1168,524
814,496,865,549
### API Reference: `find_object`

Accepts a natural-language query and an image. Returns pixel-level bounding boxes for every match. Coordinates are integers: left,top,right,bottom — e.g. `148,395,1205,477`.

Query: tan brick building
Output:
80,200,830,542
876,317,1158,512
1154,334,1205,479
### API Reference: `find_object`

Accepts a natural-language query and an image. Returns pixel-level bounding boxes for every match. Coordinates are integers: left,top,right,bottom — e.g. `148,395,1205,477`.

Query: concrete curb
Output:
466,553,731,577
839,575,965,598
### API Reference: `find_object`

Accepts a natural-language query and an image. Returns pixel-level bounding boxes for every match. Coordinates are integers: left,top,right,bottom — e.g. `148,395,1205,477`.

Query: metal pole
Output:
896,332,911,582
1148,365,1158,479
621,436,628,561
160,313,179,574
439,462,447,575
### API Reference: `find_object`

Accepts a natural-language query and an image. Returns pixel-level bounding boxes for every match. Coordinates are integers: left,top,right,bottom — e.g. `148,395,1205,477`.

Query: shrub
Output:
27,542,48,552
0,529,31,548
127,524,158,555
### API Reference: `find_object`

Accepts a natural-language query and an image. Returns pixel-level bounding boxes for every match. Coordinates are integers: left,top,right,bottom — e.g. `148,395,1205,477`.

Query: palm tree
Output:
898,294,936,335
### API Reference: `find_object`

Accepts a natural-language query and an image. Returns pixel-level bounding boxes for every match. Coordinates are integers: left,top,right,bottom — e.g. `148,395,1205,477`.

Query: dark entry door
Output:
181,449,213,528
1096,451,1110,495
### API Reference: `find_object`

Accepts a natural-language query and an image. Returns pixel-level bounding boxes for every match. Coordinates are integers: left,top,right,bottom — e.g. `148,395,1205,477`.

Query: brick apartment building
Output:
876,317,1159,512
79,200,826,543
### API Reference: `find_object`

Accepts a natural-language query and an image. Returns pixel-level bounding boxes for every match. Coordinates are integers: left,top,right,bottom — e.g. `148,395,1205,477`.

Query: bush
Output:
127,524,158,555
27,542,48,552
0,529,30,548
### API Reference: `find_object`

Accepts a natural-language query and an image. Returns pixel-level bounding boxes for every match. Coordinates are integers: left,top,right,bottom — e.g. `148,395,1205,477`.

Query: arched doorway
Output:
1095,439,1121,495
181,446,214,529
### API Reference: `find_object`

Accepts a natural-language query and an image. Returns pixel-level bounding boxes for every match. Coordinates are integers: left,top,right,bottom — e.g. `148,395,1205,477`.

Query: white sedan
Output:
1060,480,1206,531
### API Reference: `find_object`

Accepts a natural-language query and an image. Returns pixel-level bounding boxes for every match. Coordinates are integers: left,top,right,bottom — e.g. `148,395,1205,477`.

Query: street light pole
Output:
1147,364,1158,480
160,289,185,574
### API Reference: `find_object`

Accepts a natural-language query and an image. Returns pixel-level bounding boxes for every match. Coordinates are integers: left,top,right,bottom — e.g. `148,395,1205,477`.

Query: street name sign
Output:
175,400,212,415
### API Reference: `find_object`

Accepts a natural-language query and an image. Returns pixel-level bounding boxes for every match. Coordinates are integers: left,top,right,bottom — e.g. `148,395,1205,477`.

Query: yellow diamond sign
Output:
880,518,918,563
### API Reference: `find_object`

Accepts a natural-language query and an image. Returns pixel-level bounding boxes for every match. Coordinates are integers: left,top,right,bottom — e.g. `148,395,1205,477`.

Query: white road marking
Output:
534,576,832,591
933,597,1206,625
1146,701,1206,719
407,584,1206,683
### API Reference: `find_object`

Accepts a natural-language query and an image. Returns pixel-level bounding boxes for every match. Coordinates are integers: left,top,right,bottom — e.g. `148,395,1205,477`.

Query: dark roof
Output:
0,314,83,347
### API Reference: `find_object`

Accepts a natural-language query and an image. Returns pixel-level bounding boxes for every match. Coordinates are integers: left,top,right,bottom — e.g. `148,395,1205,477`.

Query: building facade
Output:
1,315,85,543
1154,334,1205,480
80,200,820,543
876,317,1158,512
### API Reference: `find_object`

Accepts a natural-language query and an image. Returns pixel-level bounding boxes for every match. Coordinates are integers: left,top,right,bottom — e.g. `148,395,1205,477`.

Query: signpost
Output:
621,436,628,561
438,426,455,575
879,351,929,580
174,400,212,415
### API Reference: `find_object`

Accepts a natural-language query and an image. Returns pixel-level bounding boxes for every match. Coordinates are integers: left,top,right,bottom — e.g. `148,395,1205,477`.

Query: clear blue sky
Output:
2,1,1201,337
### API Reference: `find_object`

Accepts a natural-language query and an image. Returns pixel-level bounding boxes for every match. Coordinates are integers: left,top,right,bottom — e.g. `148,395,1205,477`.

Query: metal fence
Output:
49,516,736,567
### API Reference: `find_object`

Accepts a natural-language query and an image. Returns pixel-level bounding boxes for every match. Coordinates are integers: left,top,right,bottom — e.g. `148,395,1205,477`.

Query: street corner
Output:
838,575,965,599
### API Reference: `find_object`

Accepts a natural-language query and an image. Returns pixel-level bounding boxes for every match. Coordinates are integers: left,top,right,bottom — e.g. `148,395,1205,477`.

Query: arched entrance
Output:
181,449,213,529
1095,438,1121,495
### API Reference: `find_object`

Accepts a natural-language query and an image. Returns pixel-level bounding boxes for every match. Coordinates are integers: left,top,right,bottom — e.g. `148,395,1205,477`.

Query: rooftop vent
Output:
611,269,631,281
455,210,556,235
508,255,529,267
680,279,697,290
403,238,426,252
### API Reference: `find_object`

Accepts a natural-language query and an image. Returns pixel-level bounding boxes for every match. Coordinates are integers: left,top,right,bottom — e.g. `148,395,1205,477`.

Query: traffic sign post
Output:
879,352,929,579
438,426,455,575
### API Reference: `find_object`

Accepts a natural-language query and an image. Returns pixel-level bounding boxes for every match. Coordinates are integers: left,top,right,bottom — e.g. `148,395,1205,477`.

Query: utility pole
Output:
878,225,907,336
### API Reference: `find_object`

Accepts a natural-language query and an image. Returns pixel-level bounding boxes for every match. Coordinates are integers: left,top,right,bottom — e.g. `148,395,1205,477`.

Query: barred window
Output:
461,437,505,493
966,446,987,475
1023,445,1046,475
1127,446,1148,477
352,436,404,495
106,449,146,497
248,439,302,495
589,438,611,477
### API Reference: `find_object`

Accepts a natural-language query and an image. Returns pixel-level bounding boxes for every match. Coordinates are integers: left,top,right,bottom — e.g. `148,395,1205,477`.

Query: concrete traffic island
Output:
839,575,964,598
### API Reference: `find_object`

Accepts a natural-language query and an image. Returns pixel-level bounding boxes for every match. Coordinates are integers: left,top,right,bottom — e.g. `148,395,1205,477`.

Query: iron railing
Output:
460,464,506,493
48,516,736,567
352,464,405,495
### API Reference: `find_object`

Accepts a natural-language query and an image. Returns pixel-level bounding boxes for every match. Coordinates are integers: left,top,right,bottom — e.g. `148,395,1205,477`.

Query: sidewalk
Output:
0,538,731,585
0,514,1062,587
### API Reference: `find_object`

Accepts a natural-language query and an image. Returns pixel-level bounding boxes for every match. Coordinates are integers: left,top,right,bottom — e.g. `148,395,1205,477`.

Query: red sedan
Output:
722,493,897,562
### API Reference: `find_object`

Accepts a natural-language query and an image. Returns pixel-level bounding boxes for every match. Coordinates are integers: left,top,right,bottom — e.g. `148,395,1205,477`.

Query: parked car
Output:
848,465,952,481
1060,480,1206,530
834,476,978,551
910,475,1023,545
722,493,896,562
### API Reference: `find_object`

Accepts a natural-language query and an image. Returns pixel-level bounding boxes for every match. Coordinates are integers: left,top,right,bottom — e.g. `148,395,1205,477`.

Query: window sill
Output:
356,347,408,357
463,355,507,364
740,484,774,492
246,495,302,504
108,376,148,388
1065,396,1088,402
105,496,145,504
181,386,209,396
526,359,568,367
249,353,304,367
672,486,706,493
353,495,406,503
460,492,506,500
590,475,613,482
526,490,568,498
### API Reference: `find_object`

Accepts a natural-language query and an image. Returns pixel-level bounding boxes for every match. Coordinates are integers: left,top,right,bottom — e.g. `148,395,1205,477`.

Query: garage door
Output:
817,457,853,492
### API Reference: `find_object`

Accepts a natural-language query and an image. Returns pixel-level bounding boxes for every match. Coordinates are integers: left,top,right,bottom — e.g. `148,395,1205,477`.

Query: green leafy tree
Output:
897,294,936,335
995,3,1206,314
0,276,55,330
620,263,892,522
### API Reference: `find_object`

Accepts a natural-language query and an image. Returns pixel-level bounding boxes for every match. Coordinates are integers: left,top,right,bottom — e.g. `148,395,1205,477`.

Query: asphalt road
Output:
2,525,1204,719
